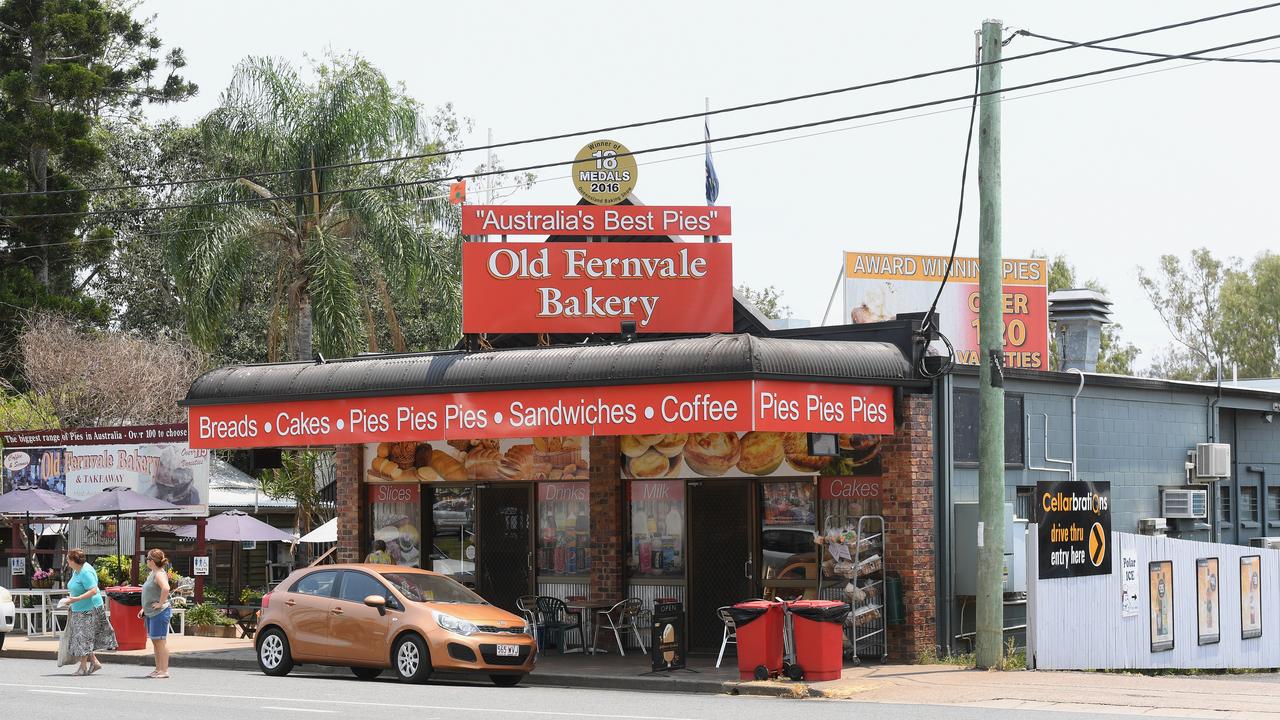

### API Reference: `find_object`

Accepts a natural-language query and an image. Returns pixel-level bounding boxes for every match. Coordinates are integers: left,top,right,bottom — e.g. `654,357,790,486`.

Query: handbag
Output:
56,619,72,667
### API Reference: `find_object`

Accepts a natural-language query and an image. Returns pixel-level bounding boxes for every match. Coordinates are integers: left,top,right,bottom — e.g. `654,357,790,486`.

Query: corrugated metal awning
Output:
183,333,914,407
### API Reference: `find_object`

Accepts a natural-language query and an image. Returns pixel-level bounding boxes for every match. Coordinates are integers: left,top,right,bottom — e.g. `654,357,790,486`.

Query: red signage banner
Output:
187,379,895,449
461,205,731,237
819,476,883,501
462,242,733,334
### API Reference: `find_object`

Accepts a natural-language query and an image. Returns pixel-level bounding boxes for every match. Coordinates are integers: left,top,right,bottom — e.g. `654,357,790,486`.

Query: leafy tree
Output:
1039,253,1140,375
0,0,195,379
1219,252,1280,378
172,53,463,362
737,283,791,320
260,449,330,540
1137,248,1232,381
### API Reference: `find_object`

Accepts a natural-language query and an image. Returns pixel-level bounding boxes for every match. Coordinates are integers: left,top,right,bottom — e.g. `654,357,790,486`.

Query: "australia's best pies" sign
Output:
462,242,733,334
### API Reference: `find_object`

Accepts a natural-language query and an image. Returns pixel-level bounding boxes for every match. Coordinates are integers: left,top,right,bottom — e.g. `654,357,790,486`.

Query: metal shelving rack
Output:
817,513,887,662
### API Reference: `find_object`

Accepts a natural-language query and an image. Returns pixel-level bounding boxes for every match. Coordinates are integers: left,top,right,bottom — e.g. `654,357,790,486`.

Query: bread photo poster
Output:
365,438,589,483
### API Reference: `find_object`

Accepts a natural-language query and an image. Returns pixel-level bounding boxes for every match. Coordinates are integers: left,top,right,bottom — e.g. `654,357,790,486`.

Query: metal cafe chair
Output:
516,595,541,647
594,598,646,657
535,596,584,654
716,606,738,668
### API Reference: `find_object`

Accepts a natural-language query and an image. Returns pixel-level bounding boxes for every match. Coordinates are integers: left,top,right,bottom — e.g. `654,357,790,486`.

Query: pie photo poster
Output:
1195,557,1219,646
1149,560,1175,653
1241,555,1263,640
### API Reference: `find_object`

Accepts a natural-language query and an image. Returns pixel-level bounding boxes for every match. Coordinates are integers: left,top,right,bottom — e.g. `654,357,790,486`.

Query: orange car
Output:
255,564,535,685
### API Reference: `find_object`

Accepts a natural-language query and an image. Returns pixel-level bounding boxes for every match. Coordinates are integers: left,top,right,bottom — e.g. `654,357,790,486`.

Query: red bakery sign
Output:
462,242,732,334
461,205,731,237
187,380,894,449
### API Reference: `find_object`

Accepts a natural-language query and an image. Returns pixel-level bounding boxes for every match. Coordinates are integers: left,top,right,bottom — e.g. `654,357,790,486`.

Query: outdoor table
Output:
566,598,619,655
222,604,261,639
10,588,69,637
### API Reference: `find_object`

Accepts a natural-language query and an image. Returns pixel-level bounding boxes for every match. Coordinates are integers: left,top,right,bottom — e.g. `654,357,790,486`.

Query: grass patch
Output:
919,637,1025,670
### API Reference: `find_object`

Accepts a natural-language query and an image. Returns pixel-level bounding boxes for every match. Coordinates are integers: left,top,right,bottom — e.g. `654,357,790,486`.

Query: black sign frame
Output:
649,601,687,672
1035,479,1112,579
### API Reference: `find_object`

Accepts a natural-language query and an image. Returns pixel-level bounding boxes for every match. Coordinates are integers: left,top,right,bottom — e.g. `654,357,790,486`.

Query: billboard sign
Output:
1035,479,1112,579
843,252,1049,370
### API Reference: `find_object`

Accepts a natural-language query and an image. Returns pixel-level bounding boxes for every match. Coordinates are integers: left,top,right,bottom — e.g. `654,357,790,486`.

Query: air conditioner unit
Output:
1162,489,1208,519
1138,517,1168,536
1248,537,1280,550
1195,443,1231,479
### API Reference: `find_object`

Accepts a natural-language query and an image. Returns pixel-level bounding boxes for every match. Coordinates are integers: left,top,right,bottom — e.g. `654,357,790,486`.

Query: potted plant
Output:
184,602,239,638
30,567,55,589
240,587,265,606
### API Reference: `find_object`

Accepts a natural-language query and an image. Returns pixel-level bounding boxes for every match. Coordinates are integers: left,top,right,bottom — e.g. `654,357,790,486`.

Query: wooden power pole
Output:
976,17,1006,670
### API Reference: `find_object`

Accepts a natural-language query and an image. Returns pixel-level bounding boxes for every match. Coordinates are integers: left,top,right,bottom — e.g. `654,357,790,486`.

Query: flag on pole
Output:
704,101,720,243
449,179,467,205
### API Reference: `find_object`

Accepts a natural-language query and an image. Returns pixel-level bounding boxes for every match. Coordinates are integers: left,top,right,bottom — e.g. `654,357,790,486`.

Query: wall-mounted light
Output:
620,320,637,342
807,433,840,457
1265,413,1275,424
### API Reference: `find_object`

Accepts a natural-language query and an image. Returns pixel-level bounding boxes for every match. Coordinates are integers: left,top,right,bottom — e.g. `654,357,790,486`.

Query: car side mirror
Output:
364,595,387,615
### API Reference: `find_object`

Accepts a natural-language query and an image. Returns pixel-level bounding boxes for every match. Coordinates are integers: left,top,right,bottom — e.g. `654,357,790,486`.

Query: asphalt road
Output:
0,658,1183,720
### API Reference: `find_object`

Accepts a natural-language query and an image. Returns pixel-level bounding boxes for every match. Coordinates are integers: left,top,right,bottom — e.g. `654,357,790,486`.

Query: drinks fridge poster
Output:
628,480,684,578
1196,557,1220,646
1241,555,1263,640
1149,560,1175,652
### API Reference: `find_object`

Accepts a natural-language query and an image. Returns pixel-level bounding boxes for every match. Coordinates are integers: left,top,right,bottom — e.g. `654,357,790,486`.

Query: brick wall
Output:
588,436,623,602
335,444,363,564
880,393,936,662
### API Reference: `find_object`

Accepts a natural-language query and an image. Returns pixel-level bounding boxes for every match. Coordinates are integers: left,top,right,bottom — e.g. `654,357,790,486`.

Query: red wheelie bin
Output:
105,586,147,650
728,600,784,681
787,600,850,681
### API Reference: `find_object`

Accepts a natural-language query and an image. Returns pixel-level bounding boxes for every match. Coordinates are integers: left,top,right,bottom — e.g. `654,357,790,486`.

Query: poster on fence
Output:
1149,560,1175,652
1241,555,1263,640
1196,557,1220,645
1120,544,1139,618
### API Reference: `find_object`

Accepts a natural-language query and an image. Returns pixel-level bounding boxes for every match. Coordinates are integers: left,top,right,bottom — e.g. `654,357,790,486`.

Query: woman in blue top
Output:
62,548,117,675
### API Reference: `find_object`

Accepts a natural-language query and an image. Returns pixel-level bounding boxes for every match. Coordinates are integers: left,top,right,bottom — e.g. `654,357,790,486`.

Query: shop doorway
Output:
476,484,534,612
686,480,752,652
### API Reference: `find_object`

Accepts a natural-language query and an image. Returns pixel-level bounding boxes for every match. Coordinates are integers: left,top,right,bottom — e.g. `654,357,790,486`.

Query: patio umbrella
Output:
55,486,185,574
298,517,336,544
175,510,295,605
0,486,73,581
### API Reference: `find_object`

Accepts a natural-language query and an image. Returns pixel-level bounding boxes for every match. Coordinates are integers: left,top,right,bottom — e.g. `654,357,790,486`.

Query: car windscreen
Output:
379,571,486,604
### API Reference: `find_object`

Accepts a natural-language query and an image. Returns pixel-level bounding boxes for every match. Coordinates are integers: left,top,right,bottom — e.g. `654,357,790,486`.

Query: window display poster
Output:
1120,543,1139,618
1196,557,1220,645
1241,555,1263,640
537,482,590,577
761,481,815,526
366,437,588,483
1149,560,1175,652
622,432,882,480
369,484,422,568
628,480,684,578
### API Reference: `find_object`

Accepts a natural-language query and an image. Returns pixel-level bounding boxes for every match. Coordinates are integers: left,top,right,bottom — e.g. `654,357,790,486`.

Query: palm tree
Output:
172,53,461,361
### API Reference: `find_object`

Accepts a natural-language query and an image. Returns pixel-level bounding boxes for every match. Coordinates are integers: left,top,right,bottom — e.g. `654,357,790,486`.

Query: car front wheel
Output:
392,634,432,684
257,628,294,676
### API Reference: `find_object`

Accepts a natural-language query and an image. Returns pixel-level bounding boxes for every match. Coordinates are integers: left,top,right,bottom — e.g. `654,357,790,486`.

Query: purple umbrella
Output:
175,511,294,604
0,486,74,584
55,486,186,571
175,510,295,543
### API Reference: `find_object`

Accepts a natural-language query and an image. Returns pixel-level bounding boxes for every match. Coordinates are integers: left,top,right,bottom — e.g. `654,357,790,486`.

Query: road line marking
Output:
0,682,704,720
29,689,86,695
261,706,336,714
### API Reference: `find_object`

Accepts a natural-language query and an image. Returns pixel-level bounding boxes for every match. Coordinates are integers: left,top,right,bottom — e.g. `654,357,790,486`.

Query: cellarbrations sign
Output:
462,242,733,334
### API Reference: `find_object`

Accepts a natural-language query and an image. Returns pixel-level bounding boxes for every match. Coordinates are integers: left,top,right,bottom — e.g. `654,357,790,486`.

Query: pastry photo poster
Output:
1241,555,1263,640
620,431,884,479
369,483,421,567
365,437,589,483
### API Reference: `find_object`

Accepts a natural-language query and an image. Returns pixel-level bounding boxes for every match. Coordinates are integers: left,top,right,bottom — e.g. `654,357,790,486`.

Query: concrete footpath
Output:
5,634,1280,718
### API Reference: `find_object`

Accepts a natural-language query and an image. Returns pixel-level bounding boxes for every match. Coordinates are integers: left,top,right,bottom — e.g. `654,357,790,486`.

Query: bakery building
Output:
183,199,942,661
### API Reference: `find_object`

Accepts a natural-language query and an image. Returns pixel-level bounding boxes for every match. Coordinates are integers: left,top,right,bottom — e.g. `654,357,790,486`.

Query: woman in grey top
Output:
137,549,172,678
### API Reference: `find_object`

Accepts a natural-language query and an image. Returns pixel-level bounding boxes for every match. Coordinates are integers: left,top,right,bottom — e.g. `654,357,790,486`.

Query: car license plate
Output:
496,644,520,657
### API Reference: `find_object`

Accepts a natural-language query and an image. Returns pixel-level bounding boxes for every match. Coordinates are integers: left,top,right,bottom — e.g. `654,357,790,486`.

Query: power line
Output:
12,39,1280,254
1019,29,1280,62
3,1,1280,203
4,29,1277,224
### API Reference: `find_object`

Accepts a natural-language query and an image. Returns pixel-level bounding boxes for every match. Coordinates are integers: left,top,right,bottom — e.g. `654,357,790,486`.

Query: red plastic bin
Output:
728,600,784,681
788,599,849,681
105,585,147,651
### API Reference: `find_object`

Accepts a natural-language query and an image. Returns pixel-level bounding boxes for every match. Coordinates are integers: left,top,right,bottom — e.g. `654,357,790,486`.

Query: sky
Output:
138,1,1280,372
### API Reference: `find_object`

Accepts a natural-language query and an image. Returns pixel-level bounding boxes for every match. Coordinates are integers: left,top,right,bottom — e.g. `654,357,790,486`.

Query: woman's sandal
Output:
88,661,103,675
71,667,89,676
153,672,169,679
